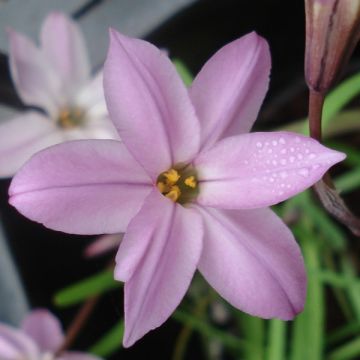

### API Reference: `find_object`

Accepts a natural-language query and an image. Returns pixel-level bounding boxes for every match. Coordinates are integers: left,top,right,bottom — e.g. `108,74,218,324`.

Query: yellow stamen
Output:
184,175,197,188
157,181,166,193
163,169,180,185
165,185,181,202
58,108,84,129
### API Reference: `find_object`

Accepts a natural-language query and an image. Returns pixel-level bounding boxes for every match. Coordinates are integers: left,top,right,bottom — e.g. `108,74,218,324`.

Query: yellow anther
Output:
157,181,166,193
163,169,180,185
184,176,197,188
165,186,181,202
58,108,84,129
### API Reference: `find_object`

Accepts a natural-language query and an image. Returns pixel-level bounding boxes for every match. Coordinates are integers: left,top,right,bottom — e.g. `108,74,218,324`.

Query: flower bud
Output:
305,0,360,93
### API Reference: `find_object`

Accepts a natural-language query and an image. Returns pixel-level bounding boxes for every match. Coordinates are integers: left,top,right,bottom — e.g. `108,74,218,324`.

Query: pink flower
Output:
9,30,345,346
0,12,118,178
0,309,102,360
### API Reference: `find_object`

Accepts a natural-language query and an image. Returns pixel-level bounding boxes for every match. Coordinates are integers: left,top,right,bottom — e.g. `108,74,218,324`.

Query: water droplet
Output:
298,168,309,177
272,160,277,166
280,159,287,165
287,184,291,189
305,149,310,154
289,156,295,163
308,153,316,160
295,137,301,143
279,190,284,195
297,154,303,160
269,177,275,183
312,164,320,170
280,149,287,154
256,142,262,148
244,160,249,164
280,183,285,188
280,171,288,179
290,147,295,152
272,140,278,146
279,137,286,145
267,149,273,154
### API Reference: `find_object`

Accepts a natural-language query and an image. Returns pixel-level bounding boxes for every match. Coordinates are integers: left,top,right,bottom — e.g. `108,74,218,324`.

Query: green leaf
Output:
54,269,120,307
328,321,360,346
173,58,193,86
173,309,252,353
328,337,360,360
335,168,360,194
89,321,124,357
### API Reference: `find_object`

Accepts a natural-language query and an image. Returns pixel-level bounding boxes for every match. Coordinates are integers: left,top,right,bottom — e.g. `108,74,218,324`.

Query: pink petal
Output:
84,233,123,258
0,111,62,178
8,29,62,116
58,352,102,360
21,309,64,353
189,32,270,150
0,323,39,360
41,12,90,95
9,140,151,235
195,132,345,209
196,206,306,320
115,190,203,346
104,30,201,180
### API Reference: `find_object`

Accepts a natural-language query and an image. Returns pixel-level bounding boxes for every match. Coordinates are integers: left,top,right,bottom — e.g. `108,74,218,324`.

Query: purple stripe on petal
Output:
9,140,151,235
117,190,203,347
197,206,306,320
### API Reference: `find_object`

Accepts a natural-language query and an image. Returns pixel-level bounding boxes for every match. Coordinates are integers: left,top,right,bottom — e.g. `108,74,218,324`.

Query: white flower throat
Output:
57,107,85,129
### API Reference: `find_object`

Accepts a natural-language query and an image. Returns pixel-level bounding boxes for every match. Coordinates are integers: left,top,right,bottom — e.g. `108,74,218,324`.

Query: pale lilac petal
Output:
196,206,306,320
104,30,201,180
0,324,39,360
115,190,203,346
75,71,104,112
189,32,270,150
9,140,151,235
0,111,62,178
195,132,345,209
58,352,102,360
21,309,64,353
8,29,61,116
84,233,123,258
41,12,90,94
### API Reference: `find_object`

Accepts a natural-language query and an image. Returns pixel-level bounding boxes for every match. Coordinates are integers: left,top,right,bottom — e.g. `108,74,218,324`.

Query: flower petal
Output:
195,132,345,209
8,29,61,116
9,140,151,235
104,30,201,180
21,309,64,353
196,206,306,320
0,111,62,178
115,190,203,347
84,233,123,258
189,32,270,150
40,12,90,94
0,323,39,360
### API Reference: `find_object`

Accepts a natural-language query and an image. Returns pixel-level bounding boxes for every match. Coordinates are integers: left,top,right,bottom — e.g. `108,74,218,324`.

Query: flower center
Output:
156,167,198,204
57,108,85,129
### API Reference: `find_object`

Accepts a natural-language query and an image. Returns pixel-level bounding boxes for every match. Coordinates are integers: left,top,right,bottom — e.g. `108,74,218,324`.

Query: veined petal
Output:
115,190,203,347
195,132,345,209
8,29,61,116
190,32,270,150
21,309,64,353
9,140,151,235
0,111,62,178
197,206,306,320
0,324,39,360
41,12,90,95
104,30,201,180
